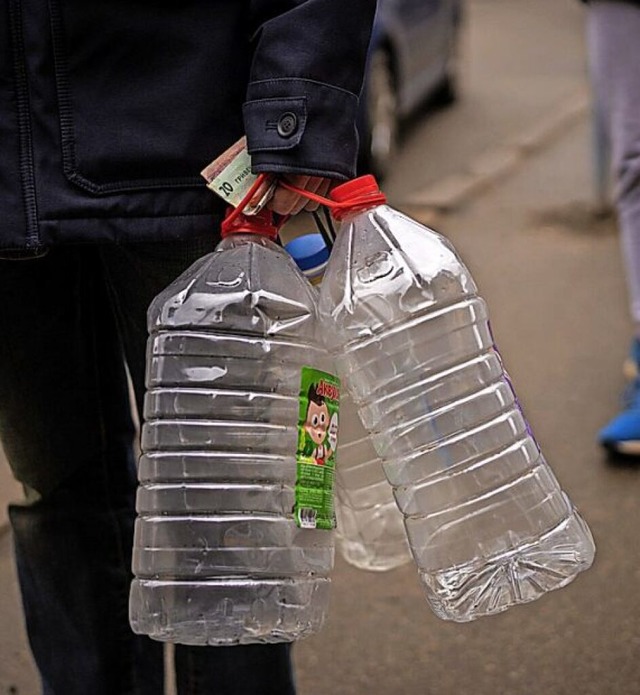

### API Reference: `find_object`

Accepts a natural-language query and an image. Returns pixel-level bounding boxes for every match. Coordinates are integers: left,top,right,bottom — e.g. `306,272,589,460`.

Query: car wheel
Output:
361,47,398,180
433,61,458,107
432,22,461,107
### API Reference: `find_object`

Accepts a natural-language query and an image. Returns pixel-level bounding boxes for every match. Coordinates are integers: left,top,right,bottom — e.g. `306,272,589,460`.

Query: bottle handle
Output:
224,173,387,228
222,173,275,228
278,178,387,218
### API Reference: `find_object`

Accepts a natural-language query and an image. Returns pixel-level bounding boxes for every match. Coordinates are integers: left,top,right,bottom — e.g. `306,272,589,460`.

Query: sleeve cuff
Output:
243,78,360,180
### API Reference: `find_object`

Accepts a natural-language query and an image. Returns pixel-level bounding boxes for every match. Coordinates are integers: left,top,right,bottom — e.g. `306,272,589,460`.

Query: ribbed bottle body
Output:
335,394,412,571
319,205,595,621
129,235,335,644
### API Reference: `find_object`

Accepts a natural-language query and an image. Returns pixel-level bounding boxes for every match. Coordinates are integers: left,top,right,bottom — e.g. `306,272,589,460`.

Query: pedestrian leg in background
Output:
587,1,640,454
591,91,611,215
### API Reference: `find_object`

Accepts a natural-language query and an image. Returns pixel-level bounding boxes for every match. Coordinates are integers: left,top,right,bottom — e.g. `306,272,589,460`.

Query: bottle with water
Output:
316,175,596,622
129,209,339,645
286,232,412,572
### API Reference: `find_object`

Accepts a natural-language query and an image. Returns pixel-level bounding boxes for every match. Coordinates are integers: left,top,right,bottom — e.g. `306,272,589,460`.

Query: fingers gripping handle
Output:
280,175,387,220
222,174,388,237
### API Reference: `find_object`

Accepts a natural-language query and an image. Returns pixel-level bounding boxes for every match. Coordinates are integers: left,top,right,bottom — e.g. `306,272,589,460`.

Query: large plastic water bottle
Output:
129,210,339,645
316,176,596,622
335,393,412,571
286,232,411,572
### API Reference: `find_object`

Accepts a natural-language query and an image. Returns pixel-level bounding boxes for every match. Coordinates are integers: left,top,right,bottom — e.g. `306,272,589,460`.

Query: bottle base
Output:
129,577,330,646
337,538,412,572
419,512,596,622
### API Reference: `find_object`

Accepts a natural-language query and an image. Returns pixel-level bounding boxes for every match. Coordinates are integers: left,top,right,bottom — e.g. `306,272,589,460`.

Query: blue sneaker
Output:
599,379,640,455
599,339,640,455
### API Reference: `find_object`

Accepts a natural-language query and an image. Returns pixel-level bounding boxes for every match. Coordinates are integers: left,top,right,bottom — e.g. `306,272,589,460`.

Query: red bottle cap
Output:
329,175,387,219
220,207,279,239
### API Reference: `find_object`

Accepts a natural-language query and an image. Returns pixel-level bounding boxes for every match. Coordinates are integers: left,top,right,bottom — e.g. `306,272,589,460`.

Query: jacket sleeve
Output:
244,0,377,180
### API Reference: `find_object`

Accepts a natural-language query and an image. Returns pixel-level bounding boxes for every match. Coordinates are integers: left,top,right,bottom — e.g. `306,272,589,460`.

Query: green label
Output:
295,366,340,530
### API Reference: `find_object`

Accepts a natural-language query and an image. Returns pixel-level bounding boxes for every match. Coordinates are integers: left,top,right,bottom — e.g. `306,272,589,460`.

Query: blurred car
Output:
358,0,464,178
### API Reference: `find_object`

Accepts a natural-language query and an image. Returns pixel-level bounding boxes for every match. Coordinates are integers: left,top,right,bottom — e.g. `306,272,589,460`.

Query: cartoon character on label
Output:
303,383,338,465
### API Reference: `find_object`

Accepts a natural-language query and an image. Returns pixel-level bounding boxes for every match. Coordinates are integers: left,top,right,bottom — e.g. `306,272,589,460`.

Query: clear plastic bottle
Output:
335,393,412,571
129,210,339,645
286,232,411,572
317,176,596,622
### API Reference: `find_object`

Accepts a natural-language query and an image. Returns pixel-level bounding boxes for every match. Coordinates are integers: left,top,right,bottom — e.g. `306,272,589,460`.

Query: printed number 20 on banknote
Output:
200,137,272,210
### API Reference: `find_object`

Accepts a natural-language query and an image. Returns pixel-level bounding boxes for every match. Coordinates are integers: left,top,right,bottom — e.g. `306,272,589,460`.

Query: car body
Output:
358,0,464,177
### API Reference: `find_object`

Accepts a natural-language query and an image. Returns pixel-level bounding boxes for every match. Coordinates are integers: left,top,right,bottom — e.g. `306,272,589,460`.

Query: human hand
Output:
249,174,334,216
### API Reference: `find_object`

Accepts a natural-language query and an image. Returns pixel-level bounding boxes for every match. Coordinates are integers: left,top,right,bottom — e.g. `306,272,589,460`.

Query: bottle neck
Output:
332,202,382,222
220,207,279,239
329,175,387,220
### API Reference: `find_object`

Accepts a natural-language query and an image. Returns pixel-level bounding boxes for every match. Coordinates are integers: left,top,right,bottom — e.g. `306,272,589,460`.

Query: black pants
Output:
0,238,295,695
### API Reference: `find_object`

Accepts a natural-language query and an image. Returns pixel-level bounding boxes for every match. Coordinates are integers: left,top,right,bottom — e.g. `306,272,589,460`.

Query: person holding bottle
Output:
0,1,376,693
583,0,640,455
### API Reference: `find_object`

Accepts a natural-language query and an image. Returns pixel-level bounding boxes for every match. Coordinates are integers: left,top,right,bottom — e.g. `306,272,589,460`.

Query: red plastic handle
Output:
221,173,272,229
222,172,387,234
279,176,386,219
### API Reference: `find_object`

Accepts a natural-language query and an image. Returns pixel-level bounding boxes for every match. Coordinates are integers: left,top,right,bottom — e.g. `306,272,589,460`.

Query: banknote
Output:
200,137,275,214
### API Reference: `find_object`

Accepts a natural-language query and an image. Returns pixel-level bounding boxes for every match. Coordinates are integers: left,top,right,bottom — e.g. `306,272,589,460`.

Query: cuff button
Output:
277,112,298,138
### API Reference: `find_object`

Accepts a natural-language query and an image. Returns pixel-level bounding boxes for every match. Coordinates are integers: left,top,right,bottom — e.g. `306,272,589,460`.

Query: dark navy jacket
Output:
1,0,376,253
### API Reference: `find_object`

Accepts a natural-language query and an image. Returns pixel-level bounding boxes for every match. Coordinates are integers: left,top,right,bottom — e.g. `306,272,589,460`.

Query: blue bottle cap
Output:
284,234,329,272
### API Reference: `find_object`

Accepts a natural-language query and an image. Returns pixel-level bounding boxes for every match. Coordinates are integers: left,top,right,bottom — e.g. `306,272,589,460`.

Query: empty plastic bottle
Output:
286,232,411,572
334,393,412,571
129,209,339,645
316,175,596,622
